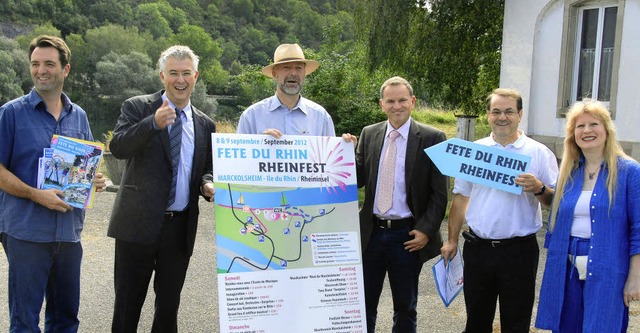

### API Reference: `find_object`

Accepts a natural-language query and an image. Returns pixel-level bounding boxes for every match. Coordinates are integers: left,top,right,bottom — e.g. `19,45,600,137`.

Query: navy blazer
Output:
356,119,448,263
107,90,216,256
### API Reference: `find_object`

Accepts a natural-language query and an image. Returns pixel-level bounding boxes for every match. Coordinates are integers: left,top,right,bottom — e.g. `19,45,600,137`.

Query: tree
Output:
134,3,173,39
166,0,202,26
0,37,30,104
227,64,273,107
358,0,415,72
171,24,228,92
66,24,150,93
1,0,361,131
219,39,240,69
0,0,36,20
172,24,221,61
157,0,188,33
237,26,278,65
92,51,159,136
304,43,390,136
290,1,325,49
407,0,504,114
15,23,61,50
229,0,254,21
85,0,135,27
202,61,230,94
357,0,503,115
321,11,357,55
95,52,158,97
222,64,273,122
191,81,218,120
264,16,290,40
36,0,91,37
0,54,24,105
64,25,152,135
83,24,148,60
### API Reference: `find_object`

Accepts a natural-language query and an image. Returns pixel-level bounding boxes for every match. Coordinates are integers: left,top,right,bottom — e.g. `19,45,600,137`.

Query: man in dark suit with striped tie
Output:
356,76,448,333
107,45,216,333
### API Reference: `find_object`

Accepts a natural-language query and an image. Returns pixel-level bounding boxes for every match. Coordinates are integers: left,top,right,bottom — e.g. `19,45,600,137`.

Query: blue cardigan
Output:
536,157,640,331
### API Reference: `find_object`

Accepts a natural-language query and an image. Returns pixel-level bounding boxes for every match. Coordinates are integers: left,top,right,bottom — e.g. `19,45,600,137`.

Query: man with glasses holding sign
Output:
440,88,558,333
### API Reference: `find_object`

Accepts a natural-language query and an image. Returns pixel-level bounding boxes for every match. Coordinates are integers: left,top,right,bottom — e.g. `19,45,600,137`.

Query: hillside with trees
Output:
0,0,503,138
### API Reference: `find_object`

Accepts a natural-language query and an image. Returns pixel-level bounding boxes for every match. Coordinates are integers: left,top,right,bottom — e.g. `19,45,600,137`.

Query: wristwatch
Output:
534,184,546,196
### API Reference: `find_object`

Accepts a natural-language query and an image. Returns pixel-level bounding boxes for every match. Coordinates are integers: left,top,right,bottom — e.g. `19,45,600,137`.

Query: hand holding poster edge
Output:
424,138,531,194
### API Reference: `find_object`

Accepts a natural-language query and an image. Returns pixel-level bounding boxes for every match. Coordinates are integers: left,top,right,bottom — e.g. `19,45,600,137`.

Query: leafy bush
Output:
223,64,274,123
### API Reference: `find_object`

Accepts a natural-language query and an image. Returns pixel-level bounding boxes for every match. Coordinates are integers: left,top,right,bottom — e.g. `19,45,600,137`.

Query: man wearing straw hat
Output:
236,43,336,138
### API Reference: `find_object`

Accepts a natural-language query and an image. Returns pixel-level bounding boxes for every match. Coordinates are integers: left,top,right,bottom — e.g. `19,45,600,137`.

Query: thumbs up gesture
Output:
153,99,177,129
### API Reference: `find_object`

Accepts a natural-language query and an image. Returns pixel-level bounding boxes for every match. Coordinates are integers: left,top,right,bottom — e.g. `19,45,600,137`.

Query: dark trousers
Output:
1,234,82,333
111,214,190,333
363,226,422,333
462,234,539,333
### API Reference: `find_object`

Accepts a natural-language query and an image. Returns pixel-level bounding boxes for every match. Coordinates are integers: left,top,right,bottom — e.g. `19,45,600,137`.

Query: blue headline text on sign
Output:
425,138,531,194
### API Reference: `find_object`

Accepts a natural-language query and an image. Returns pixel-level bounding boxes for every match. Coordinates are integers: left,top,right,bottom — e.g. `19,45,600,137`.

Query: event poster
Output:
212,134,366,333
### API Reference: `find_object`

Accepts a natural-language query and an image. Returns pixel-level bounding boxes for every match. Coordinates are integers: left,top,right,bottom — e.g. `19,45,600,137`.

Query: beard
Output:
279,74,303,95
279,82,302,95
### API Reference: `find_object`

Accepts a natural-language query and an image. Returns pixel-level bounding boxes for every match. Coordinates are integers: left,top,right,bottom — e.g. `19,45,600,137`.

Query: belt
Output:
464,229,536,248
165,209,189,219
373,216,414,229
569,236,590,256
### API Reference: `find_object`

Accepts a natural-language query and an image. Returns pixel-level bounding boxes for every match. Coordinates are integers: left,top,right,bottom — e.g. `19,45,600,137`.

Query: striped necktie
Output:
167,108,183,207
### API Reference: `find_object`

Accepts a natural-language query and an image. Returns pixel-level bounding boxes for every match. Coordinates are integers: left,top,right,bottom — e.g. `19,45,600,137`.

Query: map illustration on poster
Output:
212,134,366,333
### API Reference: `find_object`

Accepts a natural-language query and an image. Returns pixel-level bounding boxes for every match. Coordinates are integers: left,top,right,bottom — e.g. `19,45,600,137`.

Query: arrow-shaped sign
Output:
425,138,531,194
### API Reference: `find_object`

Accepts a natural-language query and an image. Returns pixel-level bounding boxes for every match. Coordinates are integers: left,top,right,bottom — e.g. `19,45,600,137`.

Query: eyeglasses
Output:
489,110,518,117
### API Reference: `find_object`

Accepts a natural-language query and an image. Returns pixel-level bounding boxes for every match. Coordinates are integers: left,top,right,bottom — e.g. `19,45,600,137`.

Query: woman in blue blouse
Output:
536,100,640,332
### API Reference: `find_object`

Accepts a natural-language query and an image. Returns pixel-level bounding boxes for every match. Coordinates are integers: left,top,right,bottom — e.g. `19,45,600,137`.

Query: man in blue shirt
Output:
236,43,336,137
0,35,106,332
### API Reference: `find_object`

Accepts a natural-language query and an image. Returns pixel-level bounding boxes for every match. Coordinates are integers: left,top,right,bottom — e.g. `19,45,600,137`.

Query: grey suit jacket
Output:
107,90,216,256
356,119,448,263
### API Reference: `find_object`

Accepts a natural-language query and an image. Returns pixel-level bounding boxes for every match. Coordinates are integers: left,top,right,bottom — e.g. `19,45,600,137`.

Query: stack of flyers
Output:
37,148,54,189
38,135,104,209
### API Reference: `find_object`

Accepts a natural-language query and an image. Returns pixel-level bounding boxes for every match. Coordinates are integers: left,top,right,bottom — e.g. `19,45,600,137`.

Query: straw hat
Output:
261,43,319,78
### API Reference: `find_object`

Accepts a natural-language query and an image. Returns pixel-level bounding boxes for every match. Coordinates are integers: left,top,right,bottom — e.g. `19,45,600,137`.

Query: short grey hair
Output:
158,45,199,72
380,76,414,99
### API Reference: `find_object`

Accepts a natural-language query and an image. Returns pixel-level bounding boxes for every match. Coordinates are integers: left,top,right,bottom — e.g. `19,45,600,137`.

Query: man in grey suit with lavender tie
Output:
107,45,216,332
356,76,448,333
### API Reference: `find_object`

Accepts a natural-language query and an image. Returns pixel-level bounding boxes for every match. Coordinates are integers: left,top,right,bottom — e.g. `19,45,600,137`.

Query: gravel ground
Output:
1,185,638,332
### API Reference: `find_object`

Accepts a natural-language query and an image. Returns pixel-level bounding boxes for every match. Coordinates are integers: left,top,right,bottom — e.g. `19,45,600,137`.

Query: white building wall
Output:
501,0,640,158
500,0,551,134
613,0,640,143
528,1,565,138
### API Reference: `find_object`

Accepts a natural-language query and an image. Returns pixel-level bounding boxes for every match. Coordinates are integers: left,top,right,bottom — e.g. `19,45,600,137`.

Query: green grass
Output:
412,106,491,141
412,108,457,139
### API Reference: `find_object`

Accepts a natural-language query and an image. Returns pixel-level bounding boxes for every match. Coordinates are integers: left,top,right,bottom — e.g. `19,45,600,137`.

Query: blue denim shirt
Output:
0,88,93,242
536,157,640,331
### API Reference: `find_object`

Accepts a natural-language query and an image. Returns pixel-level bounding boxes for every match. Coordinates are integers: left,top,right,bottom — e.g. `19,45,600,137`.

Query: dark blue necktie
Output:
167,108,183,207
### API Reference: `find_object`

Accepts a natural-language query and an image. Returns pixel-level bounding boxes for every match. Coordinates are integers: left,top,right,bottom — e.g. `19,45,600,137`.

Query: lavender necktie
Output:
376,130,400,214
